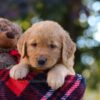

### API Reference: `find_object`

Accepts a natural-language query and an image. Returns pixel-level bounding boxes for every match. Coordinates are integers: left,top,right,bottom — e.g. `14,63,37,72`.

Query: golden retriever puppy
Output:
10,21,76,90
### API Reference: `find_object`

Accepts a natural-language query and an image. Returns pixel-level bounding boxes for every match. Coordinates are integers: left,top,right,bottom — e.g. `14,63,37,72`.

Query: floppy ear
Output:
62,31,76,67
17,28,31,58
13,23,22,35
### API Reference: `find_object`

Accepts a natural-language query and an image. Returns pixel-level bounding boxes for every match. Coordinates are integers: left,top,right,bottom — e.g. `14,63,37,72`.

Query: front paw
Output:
10,64,29,80
47,71,65,90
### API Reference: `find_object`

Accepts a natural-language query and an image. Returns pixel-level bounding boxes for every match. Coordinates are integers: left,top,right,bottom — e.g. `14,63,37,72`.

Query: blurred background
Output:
0,0,100,99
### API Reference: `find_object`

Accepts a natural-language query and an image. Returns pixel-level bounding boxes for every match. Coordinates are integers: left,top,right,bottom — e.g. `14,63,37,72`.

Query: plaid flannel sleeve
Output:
0,69,86,100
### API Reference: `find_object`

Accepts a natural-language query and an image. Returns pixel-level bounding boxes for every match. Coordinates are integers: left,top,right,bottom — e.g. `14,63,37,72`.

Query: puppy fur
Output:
10,21,76,89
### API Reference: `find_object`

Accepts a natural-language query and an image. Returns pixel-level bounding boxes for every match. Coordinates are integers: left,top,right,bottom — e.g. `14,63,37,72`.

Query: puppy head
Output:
0,18,22,48
18,21,76,70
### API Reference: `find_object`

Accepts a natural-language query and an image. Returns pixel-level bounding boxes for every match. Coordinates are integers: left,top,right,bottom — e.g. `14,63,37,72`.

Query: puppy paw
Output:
10,64,29,80
47,70,65,90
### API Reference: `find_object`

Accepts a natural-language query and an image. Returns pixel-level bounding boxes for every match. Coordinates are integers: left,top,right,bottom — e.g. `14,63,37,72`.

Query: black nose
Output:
6,32,15,39
38,57,47,66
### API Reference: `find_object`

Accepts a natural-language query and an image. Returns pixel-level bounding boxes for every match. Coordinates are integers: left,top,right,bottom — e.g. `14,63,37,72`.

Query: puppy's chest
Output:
0,53,16,69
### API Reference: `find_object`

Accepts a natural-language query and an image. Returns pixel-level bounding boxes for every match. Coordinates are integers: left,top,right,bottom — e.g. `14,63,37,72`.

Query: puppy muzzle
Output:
6,32,15,39
37,56,47,66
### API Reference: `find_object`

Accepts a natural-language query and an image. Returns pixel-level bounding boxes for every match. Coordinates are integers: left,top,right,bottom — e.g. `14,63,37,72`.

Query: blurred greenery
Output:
0,0,100,99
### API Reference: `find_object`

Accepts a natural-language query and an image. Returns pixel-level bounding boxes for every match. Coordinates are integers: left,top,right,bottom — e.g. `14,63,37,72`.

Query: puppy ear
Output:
62,31,76,67
13,23,22,35
17,28,31,58
17,34,26,58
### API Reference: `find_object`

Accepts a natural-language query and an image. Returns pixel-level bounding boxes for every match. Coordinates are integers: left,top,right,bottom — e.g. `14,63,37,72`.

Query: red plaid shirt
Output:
0,69,86,100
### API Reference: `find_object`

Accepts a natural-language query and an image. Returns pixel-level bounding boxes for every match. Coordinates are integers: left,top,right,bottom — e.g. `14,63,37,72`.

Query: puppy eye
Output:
31,43,37,47
0,28,6,32
49,44,57,49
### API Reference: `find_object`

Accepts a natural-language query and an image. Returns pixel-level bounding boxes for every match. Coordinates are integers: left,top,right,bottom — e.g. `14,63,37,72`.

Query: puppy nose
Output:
6,32,15,39
38,57,47,66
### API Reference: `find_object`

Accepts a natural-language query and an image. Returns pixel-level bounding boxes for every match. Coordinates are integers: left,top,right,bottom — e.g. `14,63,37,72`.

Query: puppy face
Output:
26,30,62,69
0,18,22,48
18,21,76,70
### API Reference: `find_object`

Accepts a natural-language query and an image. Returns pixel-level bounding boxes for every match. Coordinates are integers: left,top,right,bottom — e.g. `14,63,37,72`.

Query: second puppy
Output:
0,18,22,69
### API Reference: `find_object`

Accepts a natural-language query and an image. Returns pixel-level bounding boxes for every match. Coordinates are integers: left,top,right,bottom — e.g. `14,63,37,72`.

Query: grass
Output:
83,88,100,100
